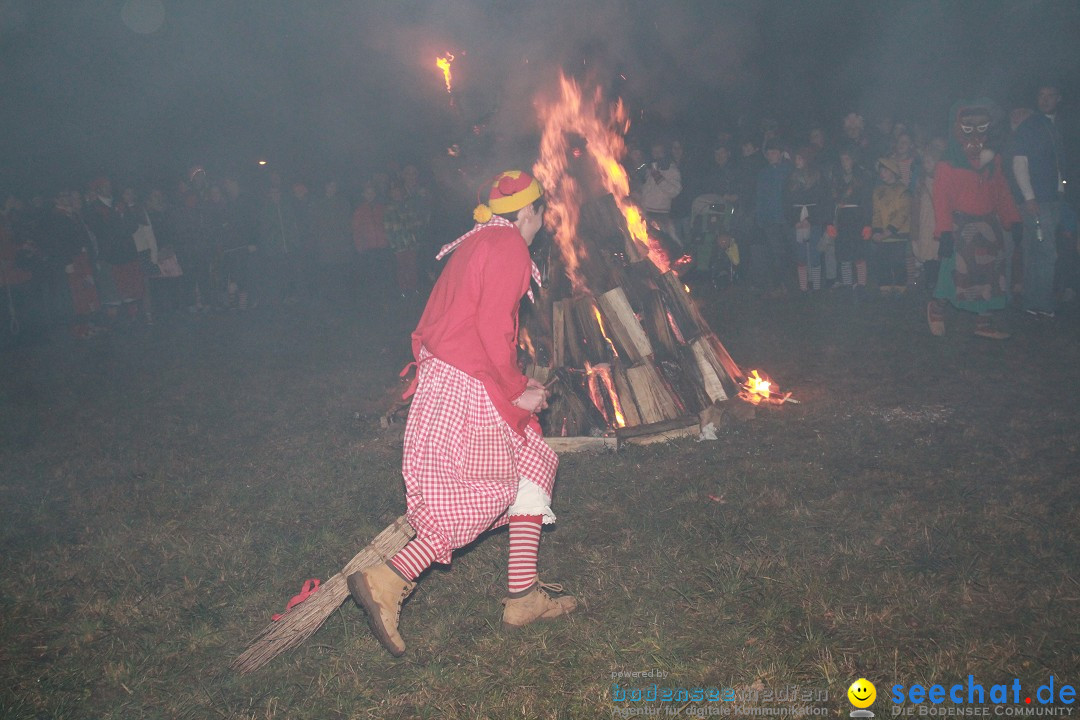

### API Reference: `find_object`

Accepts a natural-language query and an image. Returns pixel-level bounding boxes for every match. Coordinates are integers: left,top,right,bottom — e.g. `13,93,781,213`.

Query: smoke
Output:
120,0,165,34
0,1,1076,195
326,0,763,210
836,0,1080,139
341,1,759,148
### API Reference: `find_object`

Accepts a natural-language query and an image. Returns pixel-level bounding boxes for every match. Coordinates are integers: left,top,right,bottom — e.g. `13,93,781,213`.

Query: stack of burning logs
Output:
519,194,748,449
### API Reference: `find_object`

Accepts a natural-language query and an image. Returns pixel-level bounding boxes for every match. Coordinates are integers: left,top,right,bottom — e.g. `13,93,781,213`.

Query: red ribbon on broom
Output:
271,578,321,621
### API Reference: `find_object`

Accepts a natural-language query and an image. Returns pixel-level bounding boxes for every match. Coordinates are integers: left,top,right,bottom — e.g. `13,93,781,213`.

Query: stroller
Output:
682,194,740,287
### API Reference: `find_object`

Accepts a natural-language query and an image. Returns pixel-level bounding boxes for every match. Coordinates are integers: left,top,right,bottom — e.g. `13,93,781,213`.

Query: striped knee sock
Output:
855,260,868,286
797,264,808,292
840,261,853,286
389,537,437,581
507,515,543,594
906,255,918,285
810,265,822,291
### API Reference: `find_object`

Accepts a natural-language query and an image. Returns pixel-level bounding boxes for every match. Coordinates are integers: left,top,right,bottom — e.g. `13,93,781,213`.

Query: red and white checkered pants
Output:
401,349,558,564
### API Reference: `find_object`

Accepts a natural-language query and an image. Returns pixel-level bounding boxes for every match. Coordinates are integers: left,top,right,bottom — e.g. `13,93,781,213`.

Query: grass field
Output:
2,283,1079,719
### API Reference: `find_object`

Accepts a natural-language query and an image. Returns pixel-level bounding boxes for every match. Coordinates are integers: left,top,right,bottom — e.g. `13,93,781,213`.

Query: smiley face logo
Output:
847,678,876,708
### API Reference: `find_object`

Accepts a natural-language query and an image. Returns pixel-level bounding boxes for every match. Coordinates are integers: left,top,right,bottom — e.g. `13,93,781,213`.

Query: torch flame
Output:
436,53,455,93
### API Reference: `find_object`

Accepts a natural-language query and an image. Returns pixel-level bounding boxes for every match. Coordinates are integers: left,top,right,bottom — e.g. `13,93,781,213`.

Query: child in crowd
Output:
909,148,941,288
787,147,829,292
870,158,912,294
830,149,873,295
383,184,421,296
351,180,390,299
754,140,791,297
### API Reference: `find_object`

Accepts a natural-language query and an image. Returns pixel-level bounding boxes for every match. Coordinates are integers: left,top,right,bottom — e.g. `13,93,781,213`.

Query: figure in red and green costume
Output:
927,99,1021,339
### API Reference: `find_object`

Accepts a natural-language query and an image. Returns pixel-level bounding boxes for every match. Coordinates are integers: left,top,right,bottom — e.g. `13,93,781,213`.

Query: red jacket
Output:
933,157,1020,237
411,223,533,436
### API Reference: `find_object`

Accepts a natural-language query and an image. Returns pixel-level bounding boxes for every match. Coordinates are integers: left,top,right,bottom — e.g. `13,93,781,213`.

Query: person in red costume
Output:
927,100,1020,339
348,170,577,657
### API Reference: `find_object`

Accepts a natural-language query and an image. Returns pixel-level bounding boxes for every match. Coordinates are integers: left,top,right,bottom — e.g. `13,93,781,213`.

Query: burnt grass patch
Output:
1,287,1078,718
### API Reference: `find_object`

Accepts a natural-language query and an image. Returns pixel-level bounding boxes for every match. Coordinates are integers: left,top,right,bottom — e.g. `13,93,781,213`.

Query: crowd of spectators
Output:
0,162,434,341
1,83,1074,346
626,83,1075,331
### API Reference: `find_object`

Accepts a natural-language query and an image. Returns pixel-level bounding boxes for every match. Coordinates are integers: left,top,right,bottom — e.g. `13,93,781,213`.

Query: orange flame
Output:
519,325,537,363
745,370,771,400
738,369,792,406
592,304,618,359
534,73,669,295
666,310,686,344
584,361,626,428
436,53,454,93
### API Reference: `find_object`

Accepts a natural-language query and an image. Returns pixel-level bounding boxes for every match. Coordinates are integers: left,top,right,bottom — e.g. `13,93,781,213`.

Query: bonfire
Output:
517,72,759,447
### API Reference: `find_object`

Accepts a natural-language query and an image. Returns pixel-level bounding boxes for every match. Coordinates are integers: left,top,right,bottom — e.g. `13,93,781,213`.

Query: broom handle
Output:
231,515,415,673
339,515,416,576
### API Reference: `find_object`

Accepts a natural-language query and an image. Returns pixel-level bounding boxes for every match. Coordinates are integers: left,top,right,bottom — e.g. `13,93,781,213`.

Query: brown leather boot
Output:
347,562,416,656
501,580,578,630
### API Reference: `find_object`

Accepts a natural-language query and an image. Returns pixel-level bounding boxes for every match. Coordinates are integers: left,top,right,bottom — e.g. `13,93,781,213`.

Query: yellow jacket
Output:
872,182,911,241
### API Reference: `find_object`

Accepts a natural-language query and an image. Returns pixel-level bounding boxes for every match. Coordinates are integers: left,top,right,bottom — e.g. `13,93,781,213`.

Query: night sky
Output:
1,0,1077,196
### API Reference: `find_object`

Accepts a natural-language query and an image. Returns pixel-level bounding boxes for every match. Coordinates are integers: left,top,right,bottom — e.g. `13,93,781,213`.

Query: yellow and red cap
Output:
473,170,543,223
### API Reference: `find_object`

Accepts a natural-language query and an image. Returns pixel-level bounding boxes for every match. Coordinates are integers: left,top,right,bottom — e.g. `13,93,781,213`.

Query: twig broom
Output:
231,515,415,673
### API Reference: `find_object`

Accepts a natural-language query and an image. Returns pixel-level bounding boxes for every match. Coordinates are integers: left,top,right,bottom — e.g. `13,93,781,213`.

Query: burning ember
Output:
585,362,626,428
738,370,794,406
592,304,618,359
435,52,455,93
